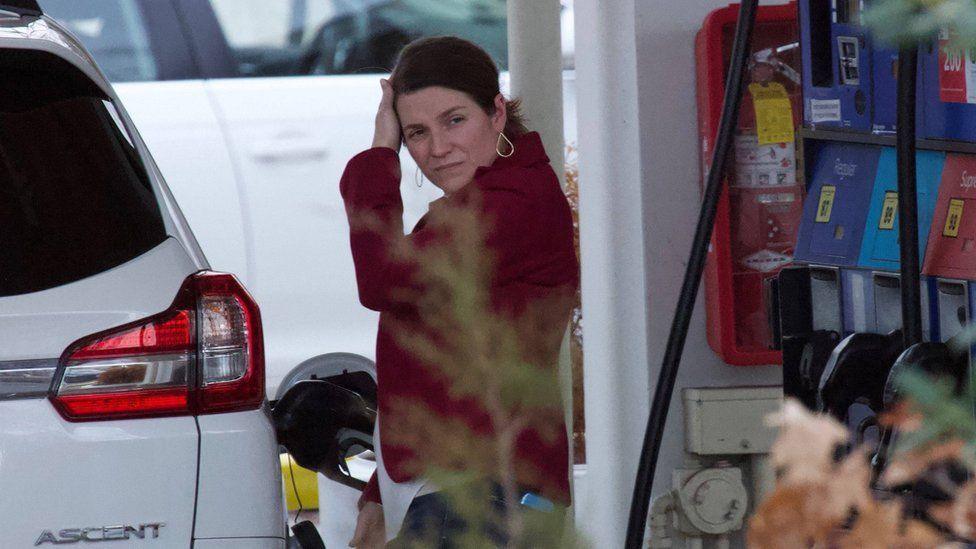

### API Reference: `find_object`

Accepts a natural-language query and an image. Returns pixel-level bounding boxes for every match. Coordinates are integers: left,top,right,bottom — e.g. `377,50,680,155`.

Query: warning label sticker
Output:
740,249,793,273
945,198,965,237
733,134,796,188
816,185,836,223
879,191,898,230
749,82,795,145
810,99,842,123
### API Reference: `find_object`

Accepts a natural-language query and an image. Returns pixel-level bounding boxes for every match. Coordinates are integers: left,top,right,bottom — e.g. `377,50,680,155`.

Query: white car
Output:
34,0,577,545
0,2,285,548
35,0,577,402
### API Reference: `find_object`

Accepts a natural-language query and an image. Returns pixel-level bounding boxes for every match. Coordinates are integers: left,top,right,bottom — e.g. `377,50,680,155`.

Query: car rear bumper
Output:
193,537,285,548
195,407,286,539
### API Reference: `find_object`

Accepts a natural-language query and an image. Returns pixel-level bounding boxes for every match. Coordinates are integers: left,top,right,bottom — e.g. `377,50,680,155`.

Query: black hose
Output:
896,46,923,349
623,1,758,546
874,45,922,477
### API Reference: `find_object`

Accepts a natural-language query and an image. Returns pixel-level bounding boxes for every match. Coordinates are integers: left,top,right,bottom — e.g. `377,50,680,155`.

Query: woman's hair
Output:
389,36,528,139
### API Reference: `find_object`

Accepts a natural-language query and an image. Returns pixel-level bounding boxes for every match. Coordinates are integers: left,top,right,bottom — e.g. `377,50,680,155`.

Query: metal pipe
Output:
624,1,759,546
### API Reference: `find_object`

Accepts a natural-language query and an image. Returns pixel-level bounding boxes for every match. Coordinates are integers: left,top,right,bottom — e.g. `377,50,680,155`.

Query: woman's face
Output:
396,86,507,195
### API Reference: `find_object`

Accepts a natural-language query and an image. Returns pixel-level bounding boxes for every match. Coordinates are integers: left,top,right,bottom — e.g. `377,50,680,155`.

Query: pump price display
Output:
938,27,976,104
815,185,836,223
944,198,965,237
879,191,898,230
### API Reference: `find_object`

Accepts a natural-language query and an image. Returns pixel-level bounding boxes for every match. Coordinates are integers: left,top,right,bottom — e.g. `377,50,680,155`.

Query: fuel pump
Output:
630,2,969,545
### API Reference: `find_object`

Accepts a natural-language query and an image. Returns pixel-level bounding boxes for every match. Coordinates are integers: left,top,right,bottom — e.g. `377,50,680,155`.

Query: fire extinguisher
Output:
729,43,805,347
697,3,804,365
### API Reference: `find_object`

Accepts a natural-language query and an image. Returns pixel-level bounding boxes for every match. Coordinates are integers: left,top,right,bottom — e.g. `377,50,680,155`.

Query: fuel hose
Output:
624,1,758,546
895,46,922,349
874,45,922,476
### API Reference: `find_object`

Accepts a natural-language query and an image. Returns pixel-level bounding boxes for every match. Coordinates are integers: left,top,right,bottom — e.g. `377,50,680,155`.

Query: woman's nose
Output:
430,131,451,157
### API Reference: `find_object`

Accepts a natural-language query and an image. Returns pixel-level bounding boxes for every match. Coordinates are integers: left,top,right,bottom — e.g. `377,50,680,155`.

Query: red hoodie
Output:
339,131,579,506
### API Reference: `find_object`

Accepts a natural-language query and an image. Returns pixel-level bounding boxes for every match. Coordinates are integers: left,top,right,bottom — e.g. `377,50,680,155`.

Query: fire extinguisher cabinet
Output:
696,2,802,366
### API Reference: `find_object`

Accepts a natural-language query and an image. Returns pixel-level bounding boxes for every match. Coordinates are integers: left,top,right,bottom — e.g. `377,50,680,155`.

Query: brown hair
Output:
389,36,528,139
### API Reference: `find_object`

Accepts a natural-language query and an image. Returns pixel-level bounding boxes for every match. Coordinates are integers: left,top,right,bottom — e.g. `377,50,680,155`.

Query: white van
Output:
37,0,577,401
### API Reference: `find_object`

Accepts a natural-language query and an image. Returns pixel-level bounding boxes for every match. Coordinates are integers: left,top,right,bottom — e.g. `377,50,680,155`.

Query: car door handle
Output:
249,139,329,163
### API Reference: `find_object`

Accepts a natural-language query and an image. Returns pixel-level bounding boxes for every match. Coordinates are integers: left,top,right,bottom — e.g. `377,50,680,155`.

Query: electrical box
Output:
682,386,783,455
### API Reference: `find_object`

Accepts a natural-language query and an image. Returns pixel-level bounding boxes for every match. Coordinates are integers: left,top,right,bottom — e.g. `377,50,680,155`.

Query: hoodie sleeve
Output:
339,147,428,313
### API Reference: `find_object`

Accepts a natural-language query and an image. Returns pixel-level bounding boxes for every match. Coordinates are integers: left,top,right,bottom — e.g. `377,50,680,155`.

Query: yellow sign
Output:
944,198,965,238
879,191,898,230
816,185,836,223
749,82,795,146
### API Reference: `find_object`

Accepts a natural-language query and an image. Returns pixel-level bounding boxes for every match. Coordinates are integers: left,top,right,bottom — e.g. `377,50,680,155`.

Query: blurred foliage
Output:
749,366,976,547
748,399,950,547
865,0,976,48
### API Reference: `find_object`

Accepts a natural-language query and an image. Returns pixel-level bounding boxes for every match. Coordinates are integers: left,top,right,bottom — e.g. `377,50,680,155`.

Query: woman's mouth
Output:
435,162,464,173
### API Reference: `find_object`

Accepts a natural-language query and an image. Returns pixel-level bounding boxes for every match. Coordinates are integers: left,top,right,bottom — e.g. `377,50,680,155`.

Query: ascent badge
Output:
35,523,164,545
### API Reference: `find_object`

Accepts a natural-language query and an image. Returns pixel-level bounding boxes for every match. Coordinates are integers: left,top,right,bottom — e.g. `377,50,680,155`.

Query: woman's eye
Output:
450,116,464,125
409,130,424,139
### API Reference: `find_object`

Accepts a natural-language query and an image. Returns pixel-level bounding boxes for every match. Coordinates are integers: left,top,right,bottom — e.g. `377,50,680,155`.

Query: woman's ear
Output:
492,93,508,133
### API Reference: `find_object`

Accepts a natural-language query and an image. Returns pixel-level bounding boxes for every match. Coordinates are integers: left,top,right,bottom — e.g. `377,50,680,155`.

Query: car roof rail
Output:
0,1,41,16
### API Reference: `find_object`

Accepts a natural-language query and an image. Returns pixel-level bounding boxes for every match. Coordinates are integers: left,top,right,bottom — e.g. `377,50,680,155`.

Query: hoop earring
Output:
414,166,424,188
496,132,515,158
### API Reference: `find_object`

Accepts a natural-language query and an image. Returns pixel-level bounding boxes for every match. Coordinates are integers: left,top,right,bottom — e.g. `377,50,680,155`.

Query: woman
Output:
340,36,579,547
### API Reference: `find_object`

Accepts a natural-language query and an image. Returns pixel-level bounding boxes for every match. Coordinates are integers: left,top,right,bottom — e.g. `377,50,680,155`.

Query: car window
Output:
207,0,508,77
38,0,160,82
0,51,167,297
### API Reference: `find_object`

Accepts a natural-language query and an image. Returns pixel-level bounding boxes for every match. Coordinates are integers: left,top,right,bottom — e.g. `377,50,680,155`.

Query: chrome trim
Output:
0,358,57,399
58,354,190,395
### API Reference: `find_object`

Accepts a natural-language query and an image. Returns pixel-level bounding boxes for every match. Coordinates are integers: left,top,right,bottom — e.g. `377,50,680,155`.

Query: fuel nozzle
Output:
872,340,969,477
273,379,376,491
882,340,968,408
816,330,904,422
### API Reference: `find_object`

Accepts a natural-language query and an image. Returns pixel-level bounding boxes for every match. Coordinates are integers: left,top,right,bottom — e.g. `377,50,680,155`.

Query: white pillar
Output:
573,1,649,547
506,0,576,520
506,0,565,183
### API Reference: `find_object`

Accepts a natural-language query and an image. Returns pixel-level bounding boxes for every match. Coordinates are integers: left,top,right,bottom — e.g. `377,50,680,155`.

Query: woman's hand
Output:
348,501,385,548
372,79,401,151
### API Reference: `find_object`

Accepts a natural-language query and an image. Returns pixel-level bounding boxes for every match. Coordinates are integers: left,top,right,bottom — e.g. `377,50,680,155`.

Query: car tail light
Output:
51,272,265,421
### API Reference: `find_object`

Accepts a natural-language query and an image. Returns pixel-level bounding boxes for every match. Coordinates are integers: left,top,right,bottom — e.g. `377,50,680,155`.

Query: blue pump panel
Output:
919,39,976,142
857,149,946,269
871,47,925,135
799,0,873,131
795,142,881,266
872,47,898,134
